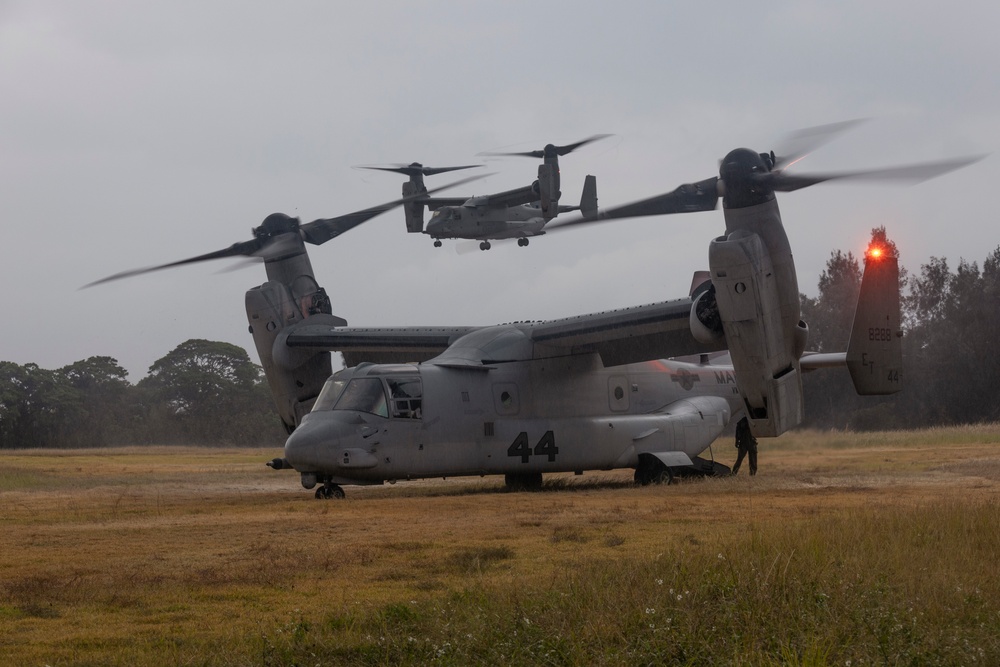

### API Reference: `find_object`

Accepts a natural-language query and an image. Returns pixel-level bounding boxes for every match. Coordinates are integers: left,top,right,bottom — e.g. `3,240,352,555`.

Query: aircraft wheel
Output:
433,240,442,248
479,241,491,251
634,460,674,486
653,468,675,486
315,484,346,499
517,237,529,247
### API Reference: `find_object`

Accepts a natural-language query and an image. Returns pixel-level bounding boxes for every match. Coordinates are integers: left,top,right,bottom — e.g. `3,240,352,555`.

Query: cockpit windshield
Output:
312,374,421,420
312,378,347,412
333,378,388,417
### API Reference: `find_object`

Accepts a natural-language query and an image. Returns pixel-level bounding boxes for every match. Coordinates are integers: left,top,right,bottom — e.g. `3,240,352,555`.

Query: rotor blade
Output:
763,155,986,192
553,133,614,156
478,134,612,158
81,238,263,288
478,148,544,158
420,165,482,176
548,176,720,230
772,119,868,171
86,173,493,288
359,163,481,177
300,172,489,245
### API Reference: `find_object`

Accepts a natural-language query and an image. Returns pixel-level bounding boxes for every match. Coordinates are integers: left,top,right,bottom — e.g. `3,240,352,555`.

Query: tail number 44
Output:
507,431,558,463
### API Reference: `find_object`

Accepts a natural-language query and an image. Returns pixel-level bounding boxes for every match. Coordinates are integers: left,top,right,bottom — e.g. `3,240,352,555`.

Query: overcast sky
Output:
2,1,996,380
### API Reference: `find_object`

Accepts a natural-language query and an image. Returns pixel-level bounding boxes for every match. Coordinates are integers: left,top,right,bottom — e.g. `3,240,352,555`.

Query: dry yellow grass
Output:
2,427,999,665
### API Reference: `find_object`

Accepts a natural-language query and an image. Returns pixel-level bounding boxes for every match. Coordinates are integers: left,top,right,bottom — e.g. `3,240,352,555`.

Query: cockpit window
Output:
333,378,388,418
312,378,347,412
388,378,422,419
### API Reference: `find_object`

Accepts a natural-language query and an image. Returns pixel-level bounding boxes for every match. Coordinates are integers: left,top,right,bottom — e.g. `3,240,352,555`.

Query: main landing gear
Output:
517,237,529,247
433,240,442,248
315,482,346,499
634,462,674,486
479,241,492,251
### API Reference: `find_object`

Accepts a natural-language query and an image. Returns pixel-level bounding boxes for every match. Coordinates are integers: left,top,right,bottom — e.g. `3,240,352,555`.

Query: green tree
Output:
901,248,1000,425
139,339,284,445
57,356,137,447
0,362,83,448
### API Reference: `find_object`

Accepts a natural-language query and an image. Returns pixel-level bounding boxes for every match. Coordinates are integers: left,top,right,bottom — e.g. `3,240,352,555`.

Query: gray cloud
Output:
1,0,995,379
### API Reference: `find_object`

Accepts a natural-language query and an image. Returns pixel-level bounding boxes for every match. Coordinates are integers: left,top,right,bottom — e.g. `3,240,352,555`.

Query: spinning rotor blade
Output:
760,155,986,192
771,119,868,171
359,163,482,177
548,176,720,230
548,144,981,231
81,239,265,288
479,134,612,159
84,173,487,288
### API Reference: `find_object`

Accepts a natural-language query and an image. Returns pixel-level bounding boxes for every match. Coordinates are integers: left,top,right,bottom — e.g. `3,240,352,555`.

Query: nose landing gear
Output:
479,241,492,251
517,237,529,247
315,482,346,499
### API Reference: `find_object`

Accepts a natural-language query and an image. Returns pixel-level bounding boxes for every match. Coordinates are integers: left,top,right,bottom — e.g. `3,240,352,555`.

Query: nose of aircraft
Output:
283,411,376,472
284,412,355,471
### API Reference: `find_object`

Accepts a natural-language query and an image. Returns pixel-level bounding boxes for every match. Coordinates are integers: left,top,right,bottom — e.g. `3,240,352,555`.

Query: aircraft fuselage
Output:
283,349,742,488
424,204,548,241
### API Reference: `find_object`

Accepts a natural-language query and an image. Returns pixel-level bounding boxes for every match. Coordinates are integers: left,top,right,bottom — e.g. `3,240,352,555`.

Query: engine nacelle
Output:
689,283,725,345
537,163,561,219
402,181,425,233
247,280,336,432
709,229,803,437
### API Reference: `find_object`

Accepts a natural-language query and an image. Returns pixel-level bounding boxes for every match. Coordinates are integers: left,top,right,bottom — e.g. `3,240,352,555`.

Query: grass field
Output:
2,425,999,665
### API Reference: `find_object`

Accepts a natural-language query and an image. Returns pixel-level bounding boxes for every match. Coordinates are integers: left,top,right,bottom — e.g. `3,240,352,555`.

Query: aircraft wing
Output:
281,297,725,369
528,297,727,367
420,184,540,211
282,321,477,366
423,197,470,210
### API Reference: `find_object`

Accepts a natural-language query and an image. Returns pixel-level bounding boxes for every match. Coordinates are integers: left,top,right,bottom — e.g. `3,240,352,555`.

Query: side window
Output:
492,382,519,416
388,378,423,420
334,378,388,418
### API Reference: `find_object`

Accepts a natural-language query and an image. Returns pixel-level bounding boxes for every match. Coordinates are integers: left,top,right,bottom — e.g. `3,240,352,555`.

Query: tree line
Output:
2,231,998,448
1,339,286,448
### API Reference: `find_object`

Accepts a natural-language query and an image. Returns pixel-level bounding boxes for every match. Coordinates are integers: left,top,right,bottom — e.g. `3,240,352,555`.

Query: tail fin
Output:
845,249,902,394
580,175,598,219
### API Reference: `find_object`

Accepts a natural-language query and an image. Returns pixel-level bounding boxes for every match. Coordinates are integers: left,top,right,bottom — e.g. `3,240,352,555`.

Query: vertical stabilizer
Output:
581,175,598,219
846,249,903,394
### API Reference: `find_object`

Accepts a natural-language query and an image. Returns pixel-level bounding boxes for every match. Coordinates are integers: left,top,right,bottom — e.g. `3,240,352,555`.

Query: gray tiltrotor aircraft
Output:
362,135,606,250
88,123,980,498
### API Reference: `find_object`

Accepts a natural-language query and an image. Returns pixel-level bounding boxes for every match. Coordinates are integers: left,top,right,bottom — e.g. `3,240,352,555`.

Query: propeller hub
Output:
719,148,776,209
255,213,301,239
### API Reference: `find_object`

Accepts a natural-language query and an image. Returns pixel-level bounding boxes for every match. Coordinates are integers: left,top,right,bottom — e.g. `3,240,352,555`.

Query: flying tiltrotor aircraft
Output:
361,135,607,250
88,123,980,498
